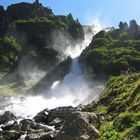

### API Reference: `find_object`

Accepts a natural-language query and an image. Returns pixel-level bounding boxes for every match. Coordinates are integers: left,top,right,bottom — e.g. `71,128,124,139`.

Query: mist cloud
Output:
0,24,106,119
83,11,111,31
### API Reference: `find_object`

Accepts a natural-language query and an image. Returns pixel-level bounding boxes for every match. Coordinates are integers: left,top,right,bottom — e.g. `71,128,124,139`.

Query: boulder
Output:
0,107,100,140
48,118,62,128
1,121,21,131
10,121,21,131
25,131,53,140
55,111,99,140
34,109,49,123
47,106,76,123
0,111,16,124
33,106,100,139
20,119,51,134
20,119,35,132
0,130,22,140
47,107,100,140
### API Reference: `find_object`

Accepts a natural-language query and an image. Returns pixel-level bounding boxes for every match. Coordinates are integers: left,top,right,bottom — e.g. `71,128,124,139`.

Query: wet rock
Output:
56,112,99,139
0,106,100,140
32,106,100,139
47,106,75,123
0,130,22,140
10,121,21,131
20,119,35,132
48,118,62,128
0,111,16,124
34,109,49,123
39,133,53,140
25,131,54,140
1,121,21,131
46,107,100,140
20,119,51,134
1,124,12,131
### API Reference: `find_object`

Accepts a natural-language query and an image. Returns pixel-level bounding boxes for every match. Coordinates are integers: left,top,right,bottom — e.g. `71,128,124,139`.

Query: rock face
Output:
34,109,49,123
53,111,99,140
0,1,84,41
33,107,100,140
30,57,72,94
0,111,16,124
0,6,5,32
130,20,138,33
0,106,100,140
0,130,22,140
0,2,53,31
119,21,129,31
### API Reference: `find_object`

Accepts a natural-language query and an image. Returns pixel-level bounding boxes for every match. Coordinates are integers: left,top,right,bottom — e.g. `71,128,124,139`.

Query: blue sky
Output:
1,0,140,28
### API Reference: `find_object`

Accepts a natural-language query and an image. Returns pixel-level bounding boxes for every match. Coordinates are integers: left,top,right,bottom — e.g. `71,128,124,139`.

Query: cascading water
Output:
0,24,105,119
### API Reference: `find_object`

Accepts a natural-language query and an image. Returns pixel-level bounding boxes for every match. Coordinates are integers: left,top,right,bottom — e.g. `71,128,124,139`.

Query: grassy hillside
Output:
80,20,140,139
85,73,140,139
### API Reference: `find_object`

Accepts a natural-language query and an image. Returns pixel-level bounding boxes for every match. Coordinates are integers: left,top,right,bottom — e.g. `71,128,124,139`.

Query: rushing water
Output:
0,25,105,119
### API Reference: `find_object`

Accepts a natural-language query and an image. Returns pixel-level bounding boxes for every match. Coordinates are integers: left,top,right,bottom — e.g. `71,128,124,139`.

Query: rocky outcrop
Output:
33,106,100,140
53,111,99,140
0,2,53,31
0,1,84,41
0,106,100,140
130,20,138,33
0,111,16,124
34,109,49,123
0,130,22,140
30,57,72,94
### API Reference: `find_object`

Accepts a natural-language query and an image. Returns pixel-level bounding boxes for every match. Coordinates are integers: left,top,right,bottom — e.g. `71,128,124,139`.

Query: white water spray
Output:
0,25,105,119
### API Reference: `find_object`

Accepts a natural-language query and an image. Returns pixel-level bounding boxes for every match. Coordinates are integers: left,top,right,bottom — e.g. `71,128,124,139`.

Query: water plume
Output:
0,24,106,119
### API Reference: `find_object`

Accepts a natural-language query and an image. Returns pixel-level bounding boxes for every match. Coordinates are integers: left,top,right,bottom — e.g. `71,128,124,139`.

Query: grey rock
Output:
0,130,22,140
1,121,21,131
34,109,49,123
25,131,53,140
0,111,16,124
47,107,100,140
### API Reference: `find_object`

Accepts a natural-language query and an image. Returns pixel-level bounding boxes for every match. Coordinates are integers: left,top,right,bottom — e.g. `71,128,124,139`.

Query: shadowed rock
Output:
0,111,16,124
29,57,72,94
34,106,100,140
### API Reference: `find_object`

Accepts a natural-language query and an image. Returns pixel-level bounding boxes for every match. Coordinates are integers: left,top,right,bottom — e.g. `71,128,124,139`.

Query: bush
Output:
0,36,22,70
100,122,123,140
86,46,140,75
113,113,140,132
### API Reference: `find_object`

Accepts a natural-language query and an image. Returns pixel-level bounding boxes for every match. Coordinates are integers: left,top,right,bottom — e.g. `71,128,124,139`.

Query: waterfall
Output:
0,25,105,119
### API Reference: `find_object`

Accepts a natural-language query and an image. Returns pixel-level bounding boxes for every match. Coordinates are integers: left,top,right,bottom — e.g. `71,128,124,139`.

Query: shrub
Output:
86,47,140,75
0,36,22,70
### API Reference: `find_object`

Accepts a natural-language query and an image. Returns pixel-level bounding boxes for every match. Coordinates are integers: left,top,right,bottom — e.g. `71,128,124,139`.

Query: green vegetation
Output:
86,46,140,75
0,36,22,71
82,20,140,139
0,2,140,139
85,73,140,140
83,25,140,76
0,2,84,72
0,2,84,98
